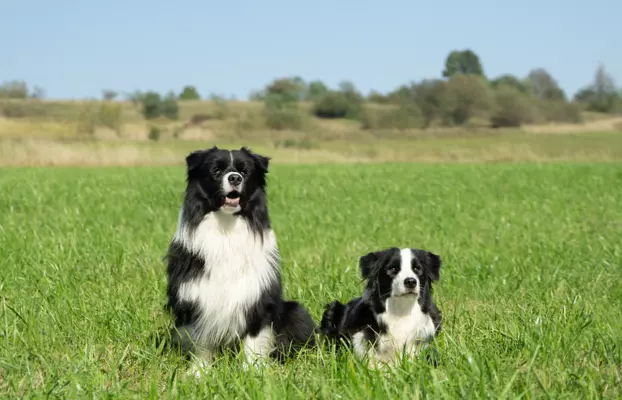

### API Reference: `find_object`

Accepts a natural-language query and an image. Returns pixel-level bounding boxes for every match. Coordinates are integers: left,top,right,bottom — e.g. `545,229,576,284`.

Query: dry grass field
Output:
0,99,621,166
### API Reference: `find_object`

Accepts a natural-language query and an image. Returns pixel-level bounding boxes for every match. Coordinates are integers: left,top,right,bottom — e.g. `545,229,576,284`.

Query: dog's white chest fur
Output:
353,297,435,365
173,209,279,348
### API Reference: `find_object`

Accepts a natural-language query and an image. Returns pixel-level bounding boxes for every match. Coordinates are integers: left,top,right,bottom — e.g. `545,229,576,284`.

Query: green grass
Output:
1,162,621,398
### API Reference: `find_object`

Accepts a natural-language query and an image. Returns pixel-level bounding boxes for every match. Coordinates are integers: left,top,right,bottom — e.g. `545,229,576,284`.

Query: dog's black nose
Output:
228,173,243,186
404,277,417,289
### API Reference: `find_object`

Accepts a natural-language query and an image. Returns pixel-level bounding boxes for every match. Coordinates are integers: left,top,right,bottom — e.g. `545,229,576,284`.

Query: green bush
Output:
148,125,161,141
265,78,305,103
179,85,201,101
140,91,179,120
160,92,180,120
262,87,305,130
264,107,304,131
0,80,30,99
537,100,582,124
141,92,162,120
490,86,535,127
361,102,424,130
1,101,28,118
0,100,48,118
312,91,358,119
442,74,492,126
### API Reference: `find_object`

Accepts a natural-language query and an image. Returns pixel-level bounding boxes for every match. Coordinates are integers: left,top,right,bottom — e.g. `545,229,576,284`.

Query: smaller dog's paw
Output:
320,301,345,335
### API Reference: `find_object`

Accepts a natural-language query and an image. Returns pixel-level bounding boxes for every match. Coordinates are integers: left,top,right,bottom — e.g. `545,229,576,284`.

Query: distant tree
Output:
386,84,411,103
443,74,491,125
262,78,306,130
179,85,201,101
306,80,329,101
141,91,162,119
367,90,390,104
312,91,359,119
490,85,534,127
30,85,46,99
574,64,619,113
102,89,118,101
337,80,363,103
573,87,596,103
0,80,29,99
161,91,180,120
525,68,566,101
126,90,145,108
291,76,307,99
336,80,364,119
490,75,528,93
410,79,448,127
442,50,485,78
265,77,306,103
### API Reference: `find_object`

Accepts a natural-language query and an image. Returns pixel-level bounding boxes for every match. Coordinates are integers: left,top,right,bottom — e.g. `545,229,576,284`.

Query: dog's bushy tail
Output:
319,300,347,343
271,301,316,362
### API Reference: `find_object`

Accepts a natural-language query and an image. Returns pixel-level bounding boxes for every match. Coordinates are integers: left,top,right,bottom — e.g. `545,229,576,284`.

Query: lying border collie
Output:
165,146,315,373
320,247,442,367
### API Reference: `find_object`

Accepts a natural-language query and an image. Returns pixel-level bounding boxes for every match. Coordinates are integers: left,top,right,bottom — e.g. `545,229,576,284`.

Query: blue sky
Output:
2,0,619,100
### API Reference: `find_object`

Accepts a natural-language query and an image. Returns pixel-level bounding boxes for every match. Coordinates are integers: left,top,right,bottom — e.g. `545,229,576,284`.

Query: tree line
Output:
1,49,620,130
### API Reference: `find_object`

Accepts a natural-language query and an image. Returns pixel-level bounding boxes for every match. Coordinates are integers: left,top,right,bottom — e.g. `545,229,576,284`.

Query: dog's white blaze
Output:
173,208,278,350
391,248,419,298
354,248,435,367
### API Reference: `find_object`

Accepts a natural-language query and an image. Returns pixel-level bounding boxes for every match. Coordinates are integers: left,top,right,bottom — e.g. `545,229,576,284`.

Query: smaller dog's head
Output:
359,247,441,303
184,146,270,214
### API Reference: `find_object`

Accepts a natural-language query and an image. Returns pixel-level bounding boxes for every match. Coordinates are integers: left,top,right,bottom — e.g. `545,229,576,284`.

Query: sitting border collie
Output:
320,247,442,368
165,146,315,373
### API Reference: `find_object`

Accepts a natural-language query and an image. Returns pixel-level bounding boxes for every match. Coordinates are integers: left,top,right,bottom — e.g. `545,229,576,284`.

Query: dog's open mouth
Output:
223,191,241,207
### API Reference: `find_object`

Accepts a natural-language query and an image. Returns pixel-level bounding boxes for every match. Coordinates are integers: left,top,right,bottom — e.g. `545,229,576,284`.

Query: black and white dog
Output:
165,146,315,373
320,247,442,367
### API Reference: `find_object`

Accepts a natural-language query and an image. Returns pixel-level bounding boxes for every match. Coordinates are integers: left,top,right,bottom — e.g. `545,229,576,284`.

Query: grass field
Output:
1,162,621,398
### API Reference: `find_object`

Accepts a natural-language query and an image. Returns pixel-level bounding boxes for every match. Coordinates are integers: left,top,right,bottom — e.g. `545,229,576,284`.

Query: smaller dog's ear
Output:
241,147,270,172
426,251,442,281
359,251,379,280
186,147,218,172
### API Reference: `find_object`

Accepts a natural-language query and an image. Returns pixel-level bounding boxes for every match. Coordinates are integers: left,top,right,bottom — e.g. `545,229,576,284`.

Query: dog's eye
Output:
388,266,399,275
240,169,248,177
413,266,422,274
212,168,221,175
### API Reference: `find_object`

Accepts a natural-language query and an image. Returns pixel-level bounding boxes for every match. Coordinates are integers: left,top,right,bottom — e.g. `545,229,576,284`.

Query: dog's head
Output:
184,146,270,214
359,247,441,303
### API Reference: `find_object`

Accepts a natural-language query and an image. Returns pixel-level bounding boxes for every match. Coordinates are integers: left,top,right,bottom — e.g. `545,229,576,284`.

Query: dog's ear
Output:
241,146,270,173
186,147,218,172
425,251,442,281
359,251,379,280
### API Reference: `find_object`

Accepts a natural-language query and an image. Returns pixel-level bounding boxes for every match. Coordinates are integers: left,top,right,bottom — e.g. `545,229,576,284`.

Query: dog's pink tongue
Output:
224,197,240,207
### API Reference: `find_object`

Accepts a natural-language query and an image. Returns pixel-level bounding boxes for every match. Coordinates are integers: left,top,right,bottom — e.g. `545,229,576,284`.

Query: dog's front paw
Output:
320,301,346,336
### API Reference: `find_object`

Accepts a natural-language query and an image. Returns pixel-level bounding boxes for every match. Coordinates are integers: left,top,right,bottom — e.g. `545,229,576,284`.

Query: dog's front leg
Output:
242,326,274,369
